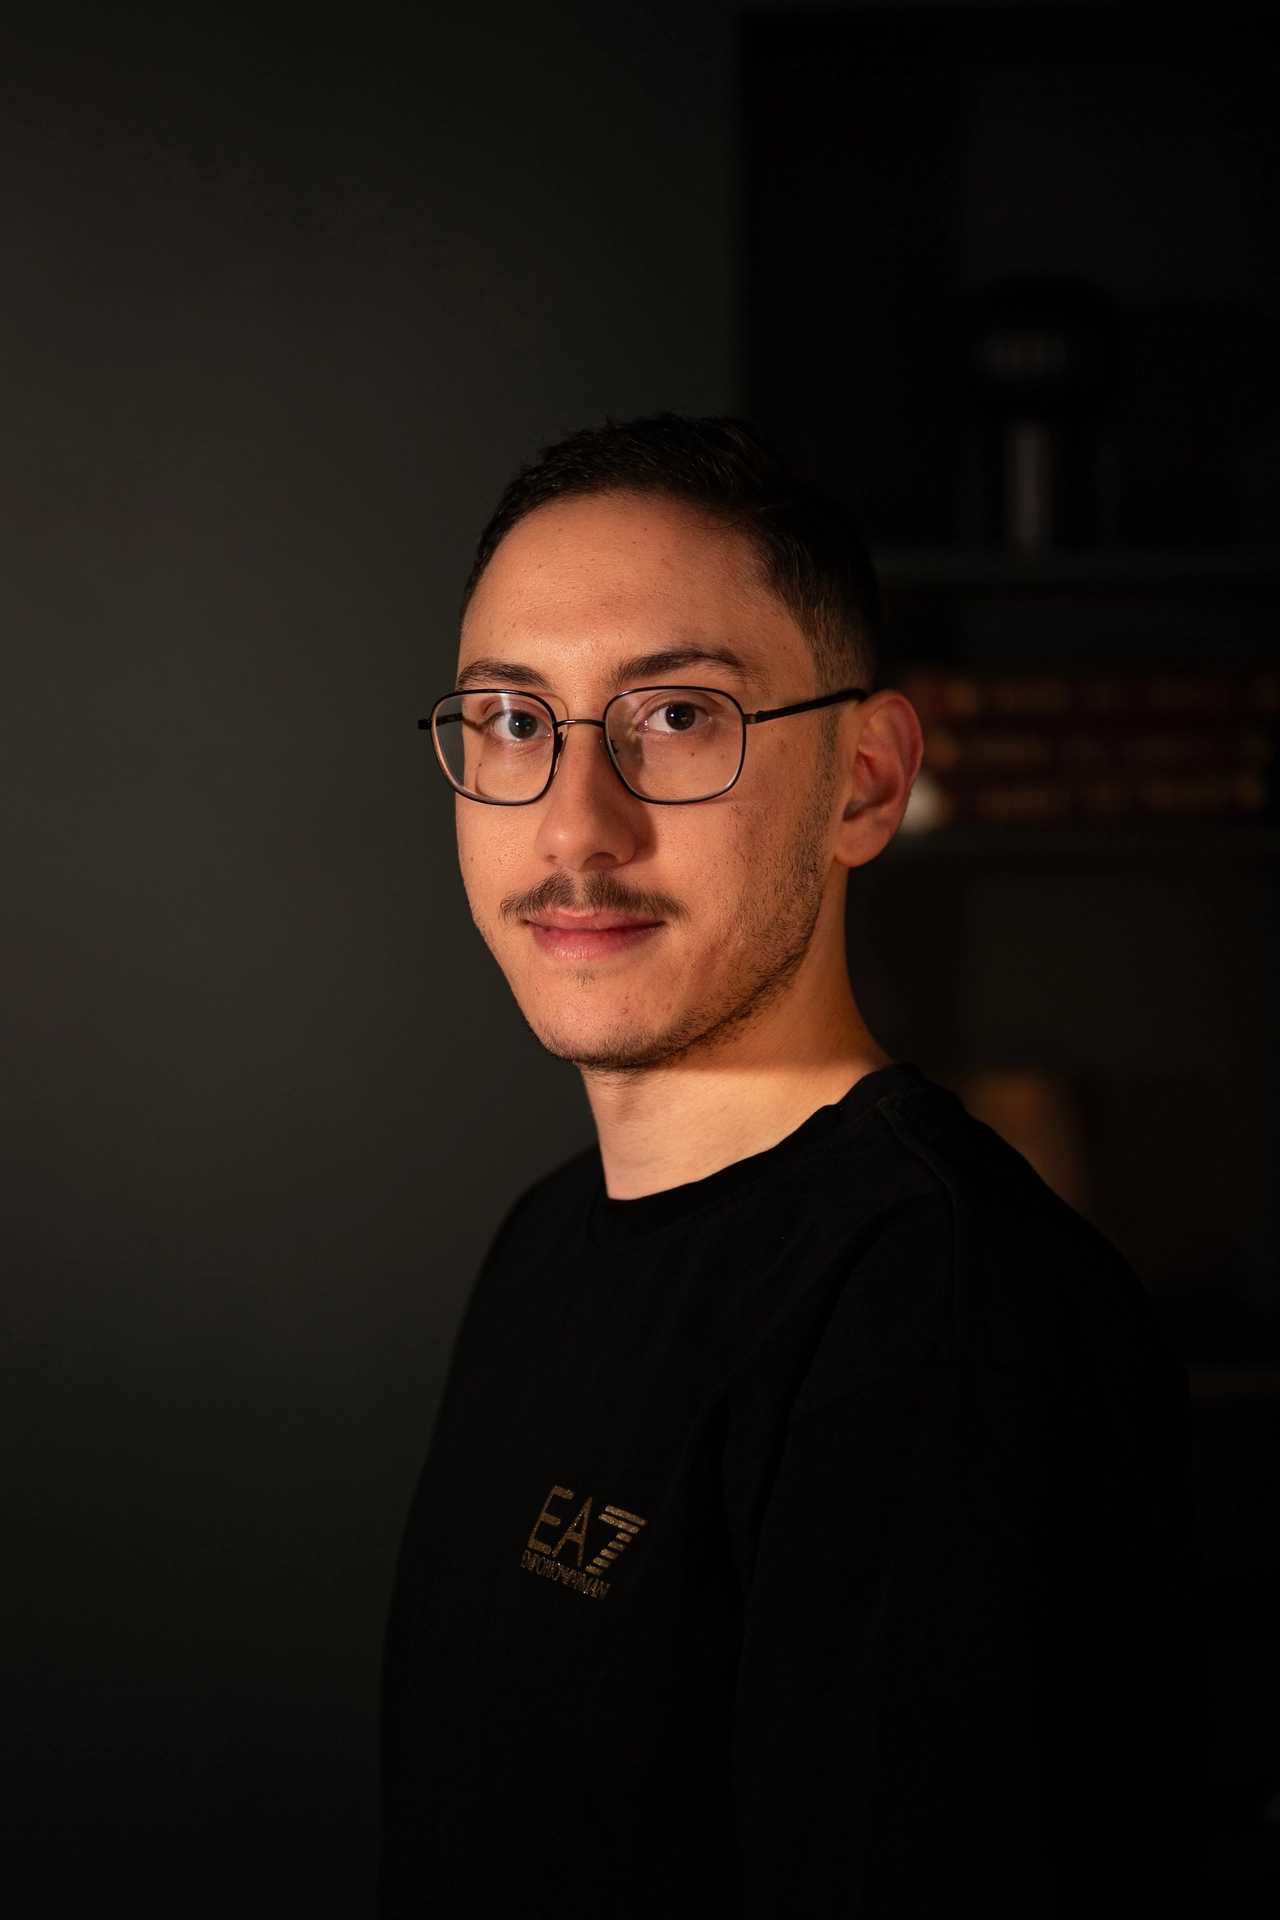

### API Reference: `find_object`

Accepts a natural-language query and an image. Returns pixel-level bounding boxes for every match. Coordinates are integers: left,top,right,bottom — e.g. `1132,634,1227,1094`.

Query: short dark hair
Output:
463,413,880,690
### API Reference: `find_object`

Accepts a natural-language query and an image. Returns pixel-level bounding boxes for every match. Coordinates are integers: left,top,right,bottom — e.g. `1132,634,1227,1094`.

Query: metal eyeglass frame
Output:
420,683,868,806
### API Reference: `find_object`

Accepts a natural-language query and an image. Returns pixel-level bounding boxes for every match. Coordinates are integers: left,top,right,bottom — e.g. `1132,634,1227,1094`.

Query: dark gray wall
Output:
0,7,730,1907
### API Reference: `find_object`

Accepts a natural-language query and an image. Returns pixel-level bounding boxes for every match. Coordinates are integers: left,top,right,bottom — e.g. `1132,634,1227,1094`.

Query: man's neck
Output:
582,941,889,1199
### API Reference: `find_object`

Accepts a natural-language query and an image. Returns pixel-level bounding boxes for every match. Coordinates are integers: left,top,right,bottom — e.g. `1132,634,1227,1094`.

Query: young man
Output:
379,416,1206,1917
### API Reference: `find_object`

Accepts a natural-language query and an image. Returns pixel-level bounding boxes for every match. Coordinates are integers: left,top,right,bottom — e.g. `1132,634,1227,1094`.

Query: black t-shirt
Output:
379,1065,1207,1918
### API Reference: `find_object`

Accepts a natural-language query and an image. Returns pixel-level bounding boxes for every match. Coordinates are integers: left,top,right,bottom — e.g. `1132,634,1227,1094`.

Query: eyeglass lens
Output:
431,688,746,804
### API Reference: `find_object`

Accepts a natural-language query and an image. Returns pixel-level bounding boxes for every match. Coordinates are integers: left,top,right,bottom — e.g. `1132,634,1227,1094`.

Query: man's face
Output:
454,492,848,1072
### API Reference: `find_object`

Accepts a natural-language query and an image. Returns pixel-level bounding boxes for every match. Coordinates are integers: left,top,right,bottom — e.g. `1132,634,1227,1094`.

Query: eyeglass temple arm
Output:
744,687,868,726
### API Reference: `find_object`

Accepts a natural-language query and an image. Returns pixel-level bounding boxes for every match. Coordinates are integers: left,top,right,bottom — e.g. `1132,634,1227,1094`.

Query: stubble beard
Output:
489,769,837,1076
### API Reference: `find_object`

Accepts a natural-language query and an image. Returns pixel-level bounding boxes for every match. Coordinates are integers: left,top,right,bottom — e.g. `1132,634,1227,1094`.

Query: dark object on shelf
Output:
961,276,1127,553
744,3,1280,553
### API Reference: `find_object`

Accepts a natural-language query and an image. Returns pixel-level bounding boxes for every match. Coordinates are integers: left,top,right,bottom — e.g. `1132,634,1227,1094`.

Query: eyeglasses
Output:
420,683,868,806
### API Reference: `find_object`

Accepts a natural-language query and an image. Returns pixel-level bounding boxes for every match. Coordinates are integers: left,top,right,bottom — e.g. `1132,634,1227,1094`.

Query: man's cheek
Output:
457,825,507,911
457,859,508,953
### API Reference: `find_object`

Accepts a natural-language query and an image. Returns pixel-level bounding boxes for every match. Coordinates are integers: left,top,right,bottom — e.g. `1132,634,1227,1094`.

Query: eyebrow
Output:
455,644,754,695
455,658,554,691
614,645,752,686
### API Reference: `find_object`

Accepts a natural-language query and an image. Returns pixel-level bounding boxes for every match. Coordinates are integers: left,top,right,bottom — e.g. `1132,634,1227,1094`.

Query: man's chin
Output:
501,893,820,1074
525,1010,689,1075
518,977,783,1076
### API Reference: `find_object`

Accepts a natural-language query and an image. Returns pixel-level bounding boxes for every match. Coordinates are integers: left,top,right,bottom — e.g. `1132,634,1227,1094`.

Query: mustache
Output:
500,871,687,924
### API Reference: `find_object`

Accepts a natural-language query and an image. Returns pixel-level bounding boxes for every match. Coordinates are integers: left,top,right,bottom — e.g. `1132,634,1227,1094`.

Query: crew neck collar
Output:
587,1062,923,1248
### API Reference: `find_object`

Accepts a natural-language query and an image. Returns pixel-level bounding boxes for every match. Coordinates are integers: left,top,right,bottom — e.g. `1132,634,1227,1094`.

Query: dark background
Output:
0,2,730,1909
2,3,1276,1914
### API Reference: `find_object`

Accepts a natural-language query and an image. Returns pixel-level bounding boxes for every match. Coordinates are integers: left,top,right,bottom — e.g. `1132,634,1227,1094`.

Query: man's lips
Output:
525,911,665,961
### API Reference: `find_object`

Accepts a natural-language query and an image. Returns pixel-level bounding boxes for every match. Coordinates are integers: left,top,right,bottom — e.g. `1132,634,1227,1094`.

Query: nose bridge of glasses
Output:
553,713,618,779
540,708,635,808
558,714,622,777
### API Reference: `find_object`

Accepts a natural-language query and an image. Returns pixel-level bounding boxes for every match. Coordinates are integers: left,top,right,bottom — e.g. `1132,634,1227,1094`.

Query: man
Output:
379,416,1206,1916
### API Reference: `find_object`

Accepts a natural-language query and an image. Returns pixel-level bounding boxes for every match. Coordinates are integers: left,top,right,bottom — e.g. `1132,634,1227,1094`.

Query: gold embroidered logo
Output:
520,1485,648,1600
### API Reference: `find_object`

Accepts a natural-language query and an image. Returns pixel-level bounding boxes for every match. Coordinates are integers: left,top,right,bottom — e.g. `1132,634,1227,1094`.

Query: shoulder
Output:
791,1067,1184,1423
869,1069,1161,1359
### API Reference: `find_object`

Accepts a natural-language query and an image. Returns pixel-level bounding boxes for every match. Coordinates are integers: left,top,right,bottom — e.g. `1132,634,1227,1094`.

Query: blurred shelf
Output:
881,822,1280,865
873,549,1280,671
874,549,1280,591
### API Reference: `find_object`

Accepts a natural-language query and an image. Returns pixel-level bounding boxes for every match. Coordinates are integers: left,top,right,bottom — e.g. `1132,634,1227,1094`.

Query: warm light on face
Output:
451,493,846,1072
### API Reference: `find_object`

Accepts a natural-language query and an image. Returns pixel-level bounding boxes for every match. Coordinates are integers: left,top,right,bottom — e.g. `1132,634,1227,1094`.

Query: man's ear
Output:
832,690,924,869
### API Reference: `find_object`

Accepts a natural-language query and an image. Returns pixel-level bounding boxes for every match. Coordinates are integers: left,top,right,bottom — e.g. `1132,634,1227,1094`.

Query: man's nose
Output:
532,721,646,871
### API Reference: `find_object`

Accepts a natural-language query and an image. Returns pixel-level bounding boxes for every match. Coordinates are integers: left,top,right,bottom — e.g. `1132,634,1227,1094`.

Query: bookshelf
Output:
747,6,1280,1881
744,0,1280,1329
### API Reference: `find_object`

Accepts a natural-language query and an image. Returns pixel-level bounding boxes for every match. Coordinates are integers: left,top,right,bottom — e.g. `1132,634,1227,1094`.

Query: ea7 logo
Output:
520,1485,648,1601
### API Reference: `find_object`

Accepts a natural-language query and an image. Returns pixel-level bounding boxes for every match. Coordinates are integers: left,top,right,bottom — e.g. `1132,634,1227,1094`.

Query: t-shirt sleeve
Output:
732,1354,1204,1916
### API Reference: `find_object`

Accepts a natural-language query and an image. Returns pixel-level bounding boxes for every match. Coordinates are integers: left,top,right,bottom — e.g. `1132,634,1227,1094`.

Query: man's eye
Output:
493,709,542,740
646,702,703,734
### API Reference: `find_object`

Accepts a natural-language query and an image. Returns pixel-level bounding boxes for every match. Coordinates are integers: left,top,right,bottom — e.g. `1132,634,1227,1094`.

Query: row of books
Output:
903,669,1280,726
899,670,1276,830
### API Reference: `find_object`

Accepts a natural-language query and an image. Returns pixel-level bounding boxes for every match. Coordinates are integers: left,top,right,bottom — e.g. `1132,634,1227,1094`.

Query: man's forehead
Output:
457,493,805,688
